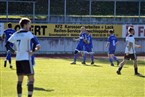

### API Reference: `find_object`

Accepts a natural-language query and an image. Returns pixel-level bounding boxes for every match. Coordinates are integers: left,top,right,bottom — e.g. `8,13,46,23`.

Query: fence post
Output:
138,1,141,23
6,0,9,22
33,2,35,22
48,0,50,22
89,0,92,23
64,0,67,23
114,0,116,23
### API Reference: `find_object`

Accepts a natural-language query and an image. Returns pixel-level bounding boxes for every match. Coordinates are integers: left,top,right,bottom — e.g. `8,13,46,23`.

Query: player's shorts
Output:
108,50,115,54
124,54,137,60
16,60,34,75
84,46,92,52
31,55,35,66
75,44,84,51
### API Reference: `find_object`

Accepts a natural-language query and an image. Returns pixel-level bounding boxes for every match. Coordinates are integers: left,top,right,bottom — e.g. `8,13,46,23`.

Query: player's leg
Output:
71,44,83,64
89,48,94,65
90,53,94,65
82,52,87,64
5,44,13,68
7,51,12,68
9,44,14,68
131,54,140,75
4,48,8,67
108,54,114,66
23,60,34,97
17,75,24,97
27,75,34,97
16,61,24,97
116,54,129,74
133,59,139,75
71,50,79,64
82,47,88,64
116,59,126,74
112,54,120,65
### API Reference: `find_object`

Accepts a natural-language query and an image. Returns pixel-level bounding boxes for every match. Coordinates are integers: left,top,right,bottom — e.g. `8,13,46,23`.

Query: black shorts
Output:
124,54,137,60
16,60,34,75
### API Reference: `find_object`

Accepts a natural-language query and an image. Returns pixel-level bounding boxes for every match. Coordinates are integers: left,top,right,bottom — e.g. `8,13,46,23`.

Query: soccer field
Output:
0,57,145,97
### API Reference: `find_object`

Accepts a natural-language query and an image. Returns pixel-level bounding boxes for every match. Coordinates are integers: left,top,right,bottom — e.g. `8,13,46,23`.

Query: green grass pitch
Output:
0,57,145,97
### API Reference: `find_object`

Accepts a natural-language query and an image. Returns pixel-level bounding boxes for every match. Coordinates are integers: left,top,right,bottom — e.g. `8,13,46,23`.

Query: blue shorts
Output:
85,46,92,52
31,55,35,66
75,44,84,51
108,50,115,54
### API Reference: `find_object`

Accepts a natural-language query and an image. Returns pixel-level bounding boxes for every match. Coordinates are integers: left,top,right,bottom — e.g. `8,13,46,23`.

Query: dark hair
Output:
108,29,114,34
128,27,134,32
8,22,12,28
19,18,31,28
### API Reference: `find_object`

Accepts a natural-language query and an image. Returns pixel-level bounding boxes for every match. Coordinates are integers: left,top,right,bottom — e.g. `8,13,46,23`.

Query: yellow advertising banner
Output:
4,23,122,38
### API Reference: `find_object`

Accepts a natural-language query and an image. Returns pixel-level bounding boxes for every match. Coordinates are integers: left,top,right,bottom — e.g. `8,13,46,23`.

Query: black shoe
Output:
71,62,76,65
116,71,121,75
111,63,114,66
91,62,94,65
4,61,7,67
82,62,86,65
10,66,13,69
135,72,141,76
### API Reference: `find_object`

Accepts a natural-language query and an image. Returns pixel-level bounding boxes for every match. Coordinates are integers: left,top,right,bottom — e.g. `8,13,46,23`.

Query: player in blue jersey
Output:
82,30,94,65
2,23,16,68
106,29,119,66
71,26,86,64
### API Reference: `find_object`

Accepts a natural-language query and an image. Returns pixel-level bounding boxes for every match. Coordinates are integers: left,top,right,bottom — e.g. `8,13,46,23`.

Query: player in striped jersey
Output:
117,27,142,75
5,18,40,97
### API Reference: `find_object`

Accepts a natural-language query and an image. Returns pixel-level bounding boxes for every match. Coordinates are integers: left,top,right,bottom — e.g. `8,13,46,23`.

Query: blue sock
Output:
74,54,78,62
113,56,119,62
83,53,87,62
90,54,94,62
109,58,113,65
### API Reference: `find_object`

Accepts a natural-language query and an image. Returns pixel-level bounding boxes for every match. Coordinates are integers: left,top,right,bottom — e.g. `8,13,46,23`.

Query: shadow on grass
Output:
11,68,16,70
84,64,102,67
65,57,145,66
114,66,128,68
34,87,54,92
135,74,145,78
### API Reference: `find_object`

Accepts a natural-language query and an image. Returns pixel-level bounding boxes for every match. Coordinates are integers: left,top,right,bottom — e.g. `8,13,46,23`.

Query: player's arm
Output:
135,44,142,48
106,37,110,48
106,42,110,48
5,41,15,53
127,42,133,54
116,38,118,46
1,33,5,41
29,37,40,56
116,41,119,46
86,37,90,44
5,34,16,53
31,37,40,51
73,38,79,41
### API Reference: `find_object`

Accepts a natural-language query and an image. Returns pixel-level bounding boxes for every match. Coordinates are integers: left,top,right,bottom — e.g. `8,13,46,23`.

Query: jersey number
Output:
16,40,21,50
112,40,116,46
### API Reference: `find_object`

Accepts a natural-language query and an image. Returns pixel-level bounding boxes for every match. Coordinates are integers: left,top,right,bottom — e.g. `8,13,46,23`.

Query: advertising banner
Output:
4,23,122,38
